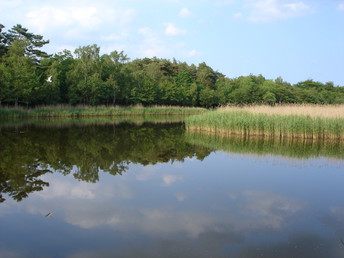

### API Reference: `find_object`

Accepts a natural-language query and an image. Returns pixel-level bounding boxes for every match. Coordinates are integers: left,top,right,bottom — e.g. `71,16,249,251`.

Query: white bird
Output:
46,76,52,83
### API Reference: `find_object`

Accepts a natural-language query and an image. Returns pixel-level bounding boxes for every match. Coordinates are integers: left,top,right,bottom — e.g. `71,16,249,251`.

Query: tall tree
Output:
0,24,9,58
100,50,129,105
7,24,50,65
1,39,38,107
68,44,102,104
0,62,10,106
196,62,217,89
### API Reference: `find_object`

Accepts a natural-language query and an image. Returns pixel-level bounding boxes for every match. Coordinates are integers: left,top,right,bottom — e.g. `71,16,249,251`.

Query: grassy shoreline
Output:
0,105,206,118
185,105,344,141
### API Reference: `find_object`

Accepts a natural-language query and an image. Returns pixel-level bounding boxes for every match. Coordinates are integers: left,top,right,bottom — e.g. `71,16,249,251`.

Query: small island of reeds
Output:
185,104,344,141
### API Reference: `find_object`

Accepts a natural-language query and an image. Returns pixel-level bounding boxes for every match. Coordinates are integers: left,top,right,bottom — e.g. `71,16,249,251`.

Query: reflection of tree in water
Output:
0,161,50,203
0,122,212,202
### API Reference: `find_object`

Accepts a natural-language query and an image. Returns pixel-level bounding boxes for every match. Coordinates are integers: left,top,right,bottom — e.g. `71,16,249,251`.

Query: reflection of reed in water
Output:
186,131,344,160
0,116,186,129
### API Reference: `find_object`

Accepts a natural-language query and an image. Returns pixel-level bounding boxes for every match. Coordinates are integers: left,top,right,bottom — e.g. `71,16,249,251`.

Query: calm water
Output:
1,120,344,258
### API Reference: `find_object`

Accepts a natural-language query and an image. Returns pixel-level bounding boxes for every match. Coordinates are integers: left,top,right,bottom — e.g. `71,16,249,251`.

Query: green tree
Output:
199,87,218,107
39,60,61,104
1,39,38,107
229,76,257,104
0,24,9,58
100,50,129,105
0,62,10,106
67,44,102,105
7,24,50,65
262,91,277,105
196,62,217,89
52,50,75,103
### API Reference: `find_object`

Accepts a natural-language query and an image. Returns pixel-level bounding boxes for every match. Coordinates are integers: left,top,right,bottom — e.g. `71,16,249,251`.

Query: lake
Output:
1,119,344,258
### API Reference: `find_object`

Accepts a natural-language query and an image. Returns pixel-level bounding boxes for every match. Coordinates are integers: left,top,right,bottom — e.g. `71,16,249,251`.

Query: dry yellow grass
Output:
219,104,344,119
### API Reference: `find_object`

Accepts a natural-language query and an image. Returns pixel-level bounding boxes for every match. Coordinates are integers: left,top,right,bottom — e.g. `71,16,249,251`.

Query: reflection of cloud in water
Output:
136,165,184,186
68,233,242,258
37,175,96,200
233,233,344,258
242,190,305,229
162,174,183,186
0,248,24,258
222,151,344,168
321,206,344,235
16,175,305,237
67,233,344,258
39,188,303,241
65,206,219,237
175,192,186,202
7,172,310,255
136,165,159,181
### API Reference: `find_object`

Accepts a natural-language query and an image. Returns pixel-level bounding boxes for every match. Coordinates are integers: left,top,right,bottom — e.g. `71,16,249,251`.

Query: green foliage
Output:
1,24,344,108
1,38,39,106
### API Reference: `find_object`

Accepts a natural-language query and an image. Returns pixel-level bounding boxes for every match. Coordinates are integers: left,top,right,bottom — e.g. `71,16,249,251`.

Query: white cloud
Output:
137,25,189,57
233,12,243,19
0,0,21,7
338,3,344,11
138,27,167,57
246,0,312,22
186,49,200,57
179,7,192,17
216,0,236,5
165,23,186,36
26,6,107,33
24,3,136,45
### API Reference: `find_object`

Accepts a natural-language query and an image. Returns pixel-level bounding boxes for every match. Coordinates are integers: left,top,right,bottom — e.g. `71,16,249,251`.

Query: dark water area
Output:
1,120,344,258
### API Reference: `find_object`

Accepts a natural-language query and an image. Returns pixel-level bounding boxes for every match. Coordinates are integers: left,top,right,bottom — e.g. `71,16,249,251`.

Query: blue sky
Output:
1,0,344,85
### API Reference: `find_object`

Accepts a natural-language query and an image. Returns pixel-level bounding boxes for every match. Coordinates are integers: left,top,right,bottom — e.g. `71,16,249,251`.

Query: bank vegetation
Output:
186,105,344,141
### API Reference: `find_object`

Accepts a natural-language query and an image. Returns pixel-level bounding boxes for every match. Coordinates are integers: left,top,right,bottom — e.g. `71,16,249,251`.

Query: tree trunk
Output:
15,98,18,108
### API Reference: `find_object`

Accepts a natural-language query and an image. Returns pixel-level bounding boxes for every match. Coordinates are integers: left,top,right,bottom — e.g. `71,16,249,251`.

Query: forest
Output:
1,24,344,108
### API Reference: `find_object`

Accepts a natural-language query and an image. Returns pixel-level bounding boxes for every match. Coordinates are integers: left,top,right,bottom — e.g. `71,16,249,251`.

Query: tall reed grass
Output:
0,105,206,118
219,104,344,118
186,106,344,141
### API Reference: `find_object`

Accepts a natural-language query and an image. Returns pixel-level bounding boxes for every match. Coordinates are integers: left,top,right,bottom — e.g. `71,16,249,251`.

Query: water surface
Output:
1,120,344,257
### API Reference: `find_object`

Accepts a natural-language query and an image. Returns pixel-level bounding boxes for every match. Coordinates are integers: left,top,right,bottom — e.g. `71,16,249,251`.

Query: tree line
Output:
1,24,344,108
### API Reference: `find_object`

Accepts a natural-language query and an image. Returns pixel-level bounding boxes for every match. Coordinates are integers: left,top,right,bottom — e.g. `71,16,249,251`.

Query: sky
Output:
1,0,344,85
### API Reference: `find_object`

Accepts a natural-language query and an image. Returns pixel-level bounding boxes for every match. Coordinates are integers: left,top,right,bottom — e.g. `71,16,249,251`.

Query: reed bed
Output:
219,104,344,118
0,105,206,118
185,108,344,141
